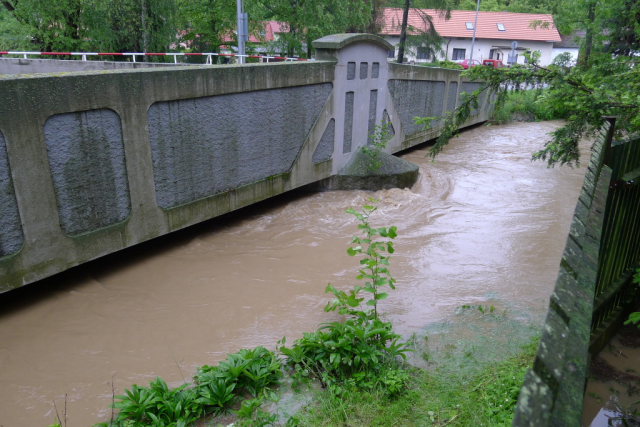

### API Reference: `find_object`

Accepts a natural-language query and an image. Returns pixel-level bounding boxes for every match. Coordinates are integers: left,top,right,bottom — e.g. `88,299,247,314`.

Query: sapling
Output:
325,198,397,321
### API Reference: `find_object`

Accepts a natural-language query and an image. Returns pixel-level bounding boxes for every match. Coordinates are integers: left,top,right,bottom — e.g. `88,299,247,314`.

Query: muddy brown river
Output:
0,121,589,426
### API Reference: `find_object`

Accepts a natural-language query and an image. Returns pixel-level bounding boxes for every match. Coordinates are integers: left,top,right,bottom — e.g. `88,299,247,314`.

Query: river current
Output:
0,121,589,426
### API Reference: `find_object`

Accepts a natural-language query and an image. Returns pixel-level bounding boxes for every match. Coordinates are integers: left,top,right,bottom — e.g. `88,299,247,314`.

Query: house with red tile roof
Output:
382,8,562,66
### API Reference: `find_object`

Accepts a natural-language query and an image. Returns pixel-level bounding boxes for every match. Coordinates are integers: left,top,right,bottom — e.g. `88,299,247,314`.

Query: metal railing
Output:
0,51,310,63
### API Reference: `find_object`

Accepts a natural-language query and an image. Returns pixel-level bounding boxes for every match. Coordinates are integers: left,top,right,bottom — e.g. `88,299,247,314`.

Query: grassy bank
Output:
490,89,566,124
294,333,539,427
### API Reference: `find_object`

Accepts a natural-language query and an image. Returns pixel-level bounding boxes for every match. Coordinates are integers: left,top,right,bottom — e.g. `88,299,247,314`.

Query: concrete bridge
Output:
0,34,491,293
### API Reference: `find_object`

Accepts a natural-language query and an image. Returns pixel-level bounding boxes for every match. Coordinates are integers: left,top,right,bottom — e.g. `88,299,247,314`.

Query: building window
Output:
497,23,505,31
452,48,466,60
465,22,474,30
417,46,431,60
387,49,395,58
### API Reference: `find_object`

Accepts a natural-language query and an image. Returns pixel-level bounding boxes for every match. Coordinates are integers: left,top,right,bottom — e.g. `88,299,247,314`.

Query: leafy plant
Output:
324,200,397,320
195,378,235,411
362,120,393,172
279,200,409,394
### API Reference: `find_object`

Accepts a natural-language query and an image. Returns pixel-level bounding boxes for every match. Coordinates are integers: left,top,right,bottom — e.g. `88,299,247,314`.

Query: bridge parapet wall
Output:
0,34,490,292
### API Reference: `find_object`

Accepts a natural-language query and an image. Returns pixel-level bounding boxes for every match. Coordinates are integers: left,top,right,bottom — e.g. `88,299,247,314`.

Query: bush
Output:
491,89,567,124
418,60,464,70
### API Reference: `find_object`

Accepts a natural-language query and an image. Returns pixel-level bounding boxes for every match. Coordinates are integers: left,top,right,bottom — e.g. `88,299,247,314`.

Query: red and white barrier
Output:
0,51,310,63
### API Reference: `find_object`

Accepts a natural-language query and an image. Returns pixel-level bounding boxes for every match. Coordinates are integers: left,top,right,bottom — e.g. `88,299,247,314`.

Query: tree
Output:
86,0,178,58
423,0,640,167
174,0,238,62
0,5,31,50
387,0,453,64
1,0,88,51
257,0,371,58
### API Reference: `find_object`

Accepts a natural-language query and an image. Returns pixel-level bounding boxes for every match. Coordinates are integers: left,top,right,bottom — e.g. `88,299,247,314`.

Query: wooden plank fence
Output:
512,121,640,426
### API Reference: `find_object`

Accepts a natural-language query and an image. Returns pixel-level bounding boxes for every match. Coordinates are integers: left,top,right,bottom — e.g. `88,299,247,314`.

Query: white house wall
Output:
385,36,556,66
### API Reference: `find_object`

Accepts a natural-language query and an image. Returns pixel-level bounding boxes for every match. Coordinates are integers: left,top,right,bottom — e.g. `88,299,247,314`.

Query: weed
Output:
362,121,392,172
279,199,410,394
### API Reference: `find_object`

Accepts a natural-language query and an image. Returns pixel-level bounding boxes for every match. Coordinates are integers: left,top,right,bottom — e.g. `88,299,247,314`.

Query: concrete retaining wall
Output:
0,34,490,292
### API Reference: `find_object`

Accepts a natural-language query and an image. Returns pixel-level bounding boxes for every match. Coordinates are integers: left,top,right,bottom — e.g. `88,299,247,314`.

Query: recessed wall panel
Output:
148,83,333,209
313,119,335,164
0,130,24,256
44,109,131,236
388,80,445,136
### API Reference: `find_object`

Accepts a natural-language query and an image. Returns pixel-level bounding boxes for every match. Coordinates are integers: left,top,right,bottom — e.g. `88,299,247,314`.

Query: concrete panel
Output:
343,92,355,154
347,62,356,80
388,79,445,136
367,90,378,143
372,62,380,79
313,119,335,164
44,109,131,235
0,130,24,257
446,82,458,112
360,62,369,79
148,83,332,209
460,82,486,116
383,110,395,137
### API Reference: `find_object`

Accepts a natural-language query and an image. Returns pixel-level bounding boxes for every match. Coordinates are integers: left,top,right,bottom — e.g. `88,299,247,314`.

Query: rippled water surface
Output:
0,121,589,426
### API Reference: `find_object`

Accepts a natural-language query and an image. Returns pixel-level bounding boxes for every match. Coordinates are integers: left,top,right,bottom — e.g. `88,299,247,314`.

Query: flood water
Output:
0,121,589,427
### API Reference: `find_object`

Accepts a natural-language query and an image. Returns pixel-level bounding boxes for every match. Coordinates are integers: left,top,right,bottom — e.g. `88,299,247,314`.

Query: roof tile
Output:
382,8,561,42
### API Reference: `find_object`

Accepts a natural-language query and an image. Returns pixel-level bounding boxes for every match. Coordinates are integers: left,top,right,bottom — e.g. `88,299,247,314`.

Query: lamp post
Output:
236,0,248,64
469,0,480,62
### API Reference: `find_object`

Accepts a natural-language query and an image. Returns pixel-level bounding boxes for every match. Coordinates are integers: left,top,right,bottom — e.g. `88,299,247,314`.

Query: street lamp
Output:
236,0,248,64
469,0,480,62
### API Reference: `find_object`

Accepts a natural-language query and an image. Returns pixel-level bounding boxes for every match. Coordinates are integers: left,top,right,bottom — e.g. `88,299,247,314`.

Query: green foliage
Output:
295,336,539,426
94,347,281,426
0,6,31,50
326,201,397,320
1,0,178,56
418,44,640,167
490,89,567,124
257,0,371,58
278,200,409,395
456,0,559,14
362,120,393,172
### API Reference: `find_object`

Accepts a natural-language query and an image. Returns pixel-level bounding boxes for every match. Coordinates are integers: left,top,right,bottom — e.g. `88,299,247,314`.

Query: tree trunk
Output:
581,1,596,67
397,0,410,63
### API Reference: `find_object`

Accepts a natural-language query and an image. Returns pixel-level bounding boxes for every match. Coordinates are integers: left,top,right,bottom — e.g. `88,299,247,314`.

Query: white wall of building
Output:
384,36,556,66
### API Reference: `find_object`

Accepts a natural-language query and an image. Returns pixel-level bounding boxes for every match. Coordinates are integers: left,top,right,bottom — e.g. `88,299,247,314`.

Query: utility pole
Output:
236,0,248,64
469,0,480,62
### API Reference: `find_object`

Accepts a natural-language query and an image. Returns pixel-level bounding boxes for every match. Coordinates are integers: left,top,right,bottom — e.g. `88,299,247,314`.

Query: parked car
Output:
482,59,504,68
454,59,481,69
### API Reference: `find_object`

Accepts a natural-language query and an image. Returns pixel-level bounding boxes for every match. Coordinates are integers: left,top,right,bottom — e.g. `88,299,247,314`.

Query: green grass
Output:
294,336,539,426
